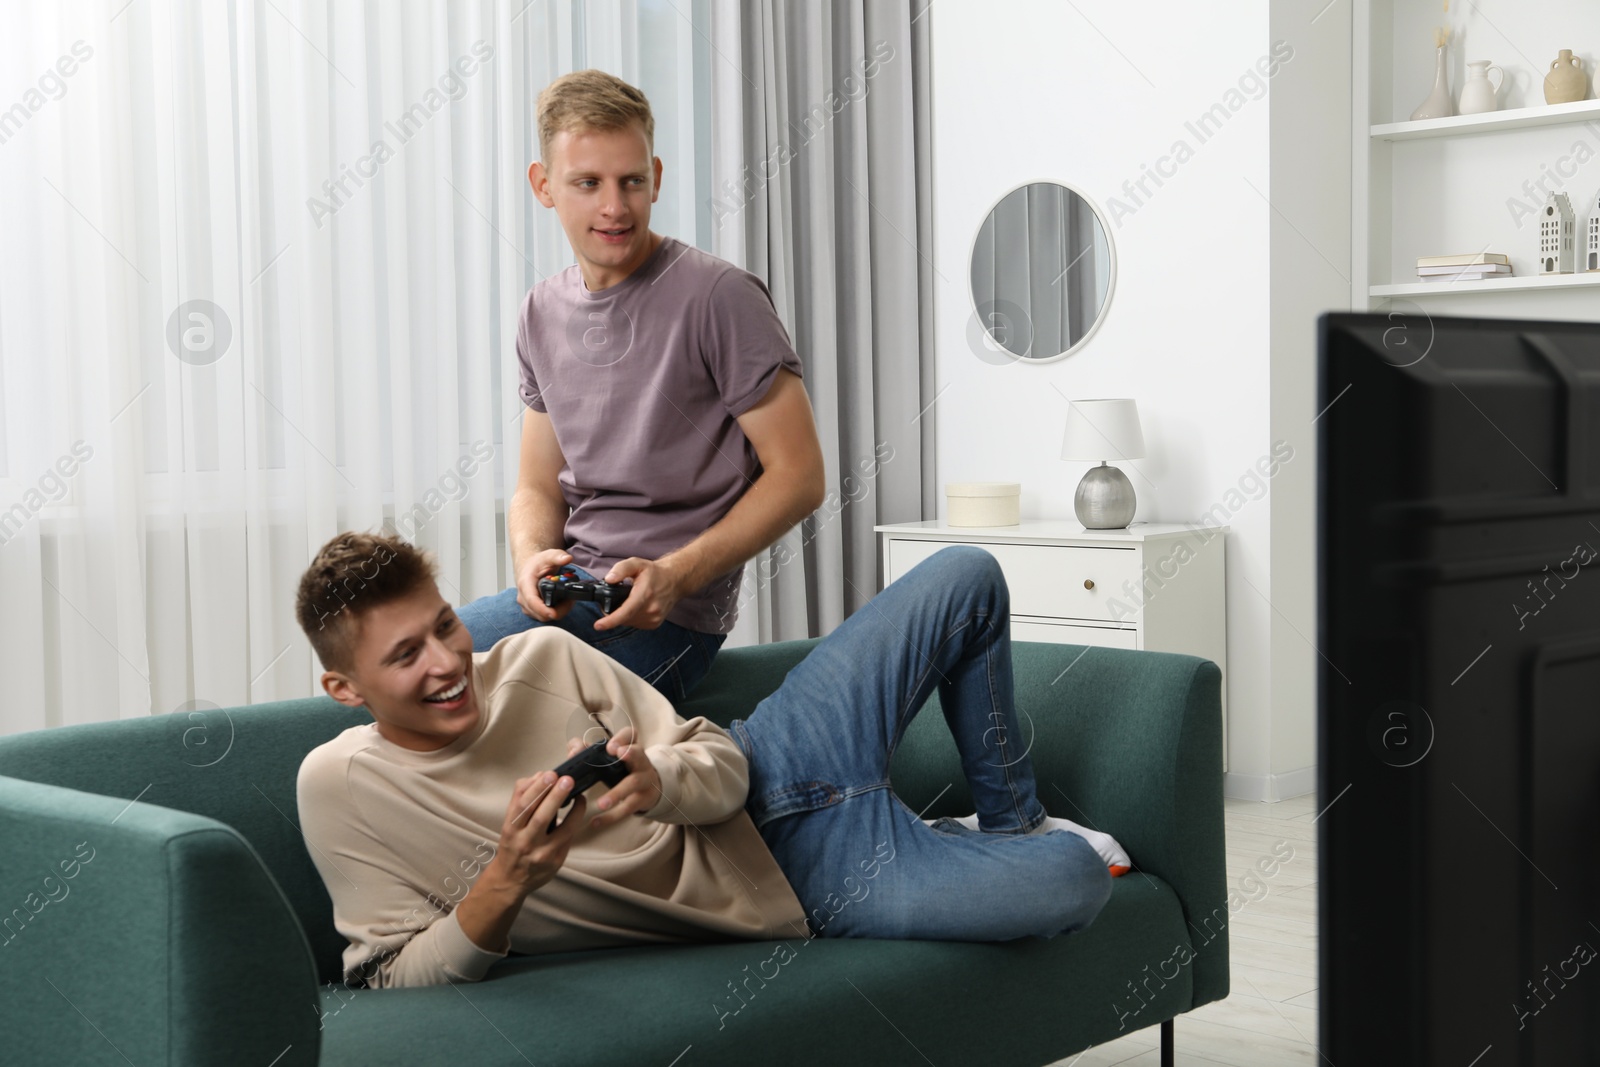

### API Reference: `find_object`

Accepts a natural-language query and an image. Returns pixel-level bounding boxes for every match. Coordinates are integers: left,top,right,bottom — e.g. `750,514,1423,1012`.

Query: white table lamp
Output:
1060,398,1145,529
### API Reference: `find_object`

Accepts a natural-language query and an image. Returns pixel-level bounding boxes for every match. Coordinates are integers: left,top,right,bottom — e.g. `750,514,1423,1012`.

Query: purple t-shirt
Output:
517,236,803,633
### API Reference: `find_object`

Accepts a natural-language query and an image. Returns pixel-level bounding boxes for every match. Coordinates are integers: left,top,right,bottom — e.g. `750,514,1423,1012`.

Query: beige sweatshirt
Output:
296,626,806,988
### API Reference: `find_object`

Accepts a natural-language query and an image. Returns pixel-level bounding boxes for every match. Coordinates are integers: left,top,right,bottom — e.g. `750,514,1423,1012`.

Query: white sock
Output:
931,813,1132,875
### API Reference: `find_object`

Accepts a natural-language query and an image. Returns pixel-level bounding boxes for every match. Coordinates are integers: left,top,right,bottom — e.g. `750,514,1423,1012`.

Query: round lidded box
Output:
945,482,1021,527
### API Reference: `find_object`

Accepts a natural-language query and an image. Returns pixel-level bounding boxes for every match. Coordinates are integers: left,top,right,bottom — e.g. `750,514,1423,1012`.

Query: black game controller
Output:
538,568,632,615
550,739,631,799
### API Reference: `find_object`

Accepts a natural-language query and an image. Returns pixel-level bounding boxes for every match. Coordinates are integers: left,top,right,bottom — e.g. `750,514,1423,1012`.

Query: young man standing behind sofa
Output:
456,70,824,701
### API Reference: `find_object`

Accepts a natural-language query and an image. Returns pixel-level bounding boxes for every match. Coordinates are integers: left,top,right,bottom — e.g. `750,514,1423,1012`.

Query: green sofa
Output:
0,638,1226,1066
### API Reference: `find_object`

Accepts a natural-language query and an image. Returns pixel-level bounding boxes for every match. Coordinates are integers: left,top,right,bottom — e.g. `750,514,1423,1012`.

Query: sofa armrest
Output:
1016,642,1228,1006
889,641,1228,1008
0,775,322,1066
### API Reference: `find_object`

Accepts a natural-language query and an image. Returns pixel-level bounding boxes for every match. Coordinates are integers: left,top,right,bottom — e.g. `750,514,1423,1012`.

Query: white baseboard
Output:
1224,765,1316,802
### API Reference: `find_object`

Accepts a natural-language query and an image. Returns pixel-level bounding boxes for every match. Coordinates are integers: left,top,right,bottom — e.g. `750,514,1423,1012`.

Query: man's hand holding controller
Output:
455,765,586,952
453,727,663,954
514,548,575,623
567,726,662,829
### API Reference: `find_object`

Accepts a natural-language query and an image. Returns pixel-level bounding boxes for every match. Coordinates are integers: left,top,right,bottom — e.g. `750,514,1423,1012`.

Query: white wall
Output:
1270,5,1351,802
931,0,1342,798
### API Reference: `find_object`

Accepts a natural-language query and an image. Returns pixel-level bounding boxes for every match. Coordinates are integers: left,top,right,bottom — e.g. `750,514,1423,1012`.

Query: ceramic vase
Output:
1459,60,1504,115
1545,49,1587,104
1411,45,1454,120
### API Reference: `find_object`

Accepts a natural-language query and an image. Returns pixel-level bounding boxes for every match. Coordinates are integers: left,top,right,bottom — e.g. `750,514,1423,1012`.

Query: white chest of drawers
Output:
876,519,1229,745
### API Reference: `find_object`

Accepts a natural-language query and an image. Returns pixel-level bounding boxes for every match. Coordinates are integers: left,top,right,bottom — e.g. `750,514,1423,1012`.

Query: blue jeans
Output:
729,545,1112,942
455,568,725,702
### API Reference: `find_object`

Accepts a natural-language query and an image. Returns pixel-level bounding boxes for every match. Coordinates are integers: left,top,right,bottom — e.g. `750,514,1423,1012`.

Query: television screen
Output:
1318,311,1600,1065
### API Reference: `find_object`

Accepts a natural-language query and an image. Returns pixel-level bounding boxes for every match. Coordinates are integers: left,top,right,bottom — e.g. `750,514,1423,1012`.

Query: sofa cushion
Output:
674,637,819,726
316,871,1193,1066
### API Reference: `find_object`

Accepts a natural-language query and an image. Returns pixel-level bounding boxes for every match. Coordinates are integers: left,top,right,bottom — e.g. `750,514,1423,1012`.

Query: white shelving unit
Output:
1371,97,1600,142
1356,1,1600,314
1370,271,1600,297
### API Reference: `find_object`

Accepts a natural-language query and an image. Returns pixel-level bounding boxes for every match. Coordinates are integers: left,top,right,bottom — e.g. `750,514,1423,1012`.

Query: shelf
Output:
1371,98,1600,141
1370,272,1600,297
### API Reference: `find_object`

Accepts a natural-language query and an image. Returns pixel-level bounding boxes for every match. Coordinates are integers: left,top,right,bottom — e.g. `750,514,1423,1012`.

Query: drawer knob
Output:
1084,579,1095,590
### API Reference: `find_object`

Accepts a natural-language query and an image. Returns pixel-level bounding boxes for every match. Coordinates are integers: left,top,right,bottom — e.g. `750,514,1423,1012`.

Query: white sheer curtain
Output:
0,0,711,733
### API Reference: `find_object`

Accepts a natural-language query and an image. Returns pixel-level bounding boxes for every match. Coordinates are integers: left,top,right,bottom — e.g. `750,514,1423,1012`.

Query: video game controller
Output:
538,568,632,615
550,739,631,798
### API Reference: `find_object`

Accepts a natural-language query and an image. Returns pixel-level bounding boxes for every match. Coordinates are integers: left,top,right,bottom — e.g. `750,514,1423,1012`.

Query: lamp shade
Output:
1060,399,1145,461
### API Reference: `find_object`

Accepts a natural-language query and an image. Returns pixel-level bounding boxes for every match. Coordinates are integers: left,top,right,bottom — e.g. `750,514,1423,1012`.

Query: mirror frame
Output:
967,179,1118,365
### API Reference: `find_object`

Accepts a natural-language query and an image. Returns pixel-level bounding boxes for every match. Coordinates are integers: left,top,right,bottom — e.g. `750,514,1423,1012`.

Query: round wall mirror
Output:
969,181,1116,363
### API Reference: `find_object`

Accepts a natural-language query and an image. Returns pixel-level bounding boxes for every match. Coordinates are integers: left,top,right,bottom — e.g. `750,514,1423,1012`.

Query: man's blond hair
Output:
536,69,655,163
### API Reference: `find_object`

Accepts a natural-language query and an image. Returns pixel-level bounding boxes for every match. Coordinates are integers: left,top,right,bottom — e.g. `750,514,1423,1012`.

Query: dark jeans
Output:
454,567,725,701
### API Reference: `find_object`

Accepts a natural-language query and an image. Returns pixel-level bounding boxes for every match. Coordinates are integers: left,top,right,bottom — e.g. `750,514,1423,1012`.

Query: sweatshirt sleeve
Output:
296,747,507,989
538,630,751,826
639,713,749,826
350,909,506,990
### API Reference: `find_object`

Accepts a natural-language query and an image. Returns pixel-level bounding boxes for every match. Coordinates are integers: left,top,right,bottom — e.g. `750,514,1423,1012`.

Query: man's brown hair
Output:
536,69,655,164
295,531,437,674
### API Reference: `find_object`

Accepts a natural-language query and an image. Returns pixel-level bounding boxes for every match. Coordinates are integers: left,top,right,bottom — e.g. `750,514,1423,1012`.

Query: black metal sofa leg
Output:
1161,1018,1174,1066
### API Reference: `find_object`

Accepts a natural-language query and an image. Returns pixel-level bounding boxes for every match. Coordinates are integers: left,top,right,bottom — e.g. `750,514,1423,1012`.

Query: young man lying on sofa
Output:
294,531,1131,989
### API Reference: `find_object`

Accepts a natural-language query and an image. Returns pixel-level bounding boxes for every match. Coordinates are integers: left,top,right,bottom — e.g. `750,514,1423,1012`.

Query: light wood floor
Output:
1047,793,1320,1067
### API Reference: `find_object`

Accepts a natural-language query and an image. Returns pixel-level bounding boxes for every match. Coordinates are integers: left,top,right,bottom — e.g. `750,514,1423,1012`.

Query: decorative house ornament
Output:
1541,192,1576,274
1588,190,1600,272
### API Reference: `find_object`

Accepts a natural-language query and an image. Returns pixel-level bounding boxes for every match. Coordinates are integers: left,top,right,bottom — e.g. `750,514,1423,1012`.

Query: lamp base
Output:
1074,463,1136,529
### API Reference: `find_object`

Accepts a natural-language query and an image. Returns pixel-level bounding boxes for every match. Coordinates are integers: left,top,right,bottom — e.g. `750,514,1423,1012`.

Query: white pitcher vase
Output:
1459,60,1503,115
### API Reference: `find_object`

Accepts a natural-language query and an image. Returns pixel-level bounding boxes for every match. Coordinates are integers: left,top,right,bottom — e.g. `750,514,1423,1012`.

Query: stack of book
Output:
1416,253,1512,282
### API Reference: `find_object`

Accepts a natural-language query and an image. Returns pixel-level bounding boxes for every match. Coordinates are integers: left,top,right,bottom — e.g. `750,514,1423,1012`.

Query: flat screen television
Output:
1318,311,1600,1065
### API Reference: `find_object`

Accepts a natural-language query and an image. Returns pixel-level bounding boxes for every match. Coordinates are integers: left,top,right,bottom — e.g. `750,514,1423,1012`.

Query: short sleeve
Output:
516,294,547,413
701,269,804,418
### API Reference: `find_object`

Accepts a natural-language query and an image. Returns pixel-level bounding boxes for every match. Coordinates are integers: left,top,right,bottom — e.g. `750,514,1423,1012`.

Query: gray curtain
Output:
711,0,935,644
